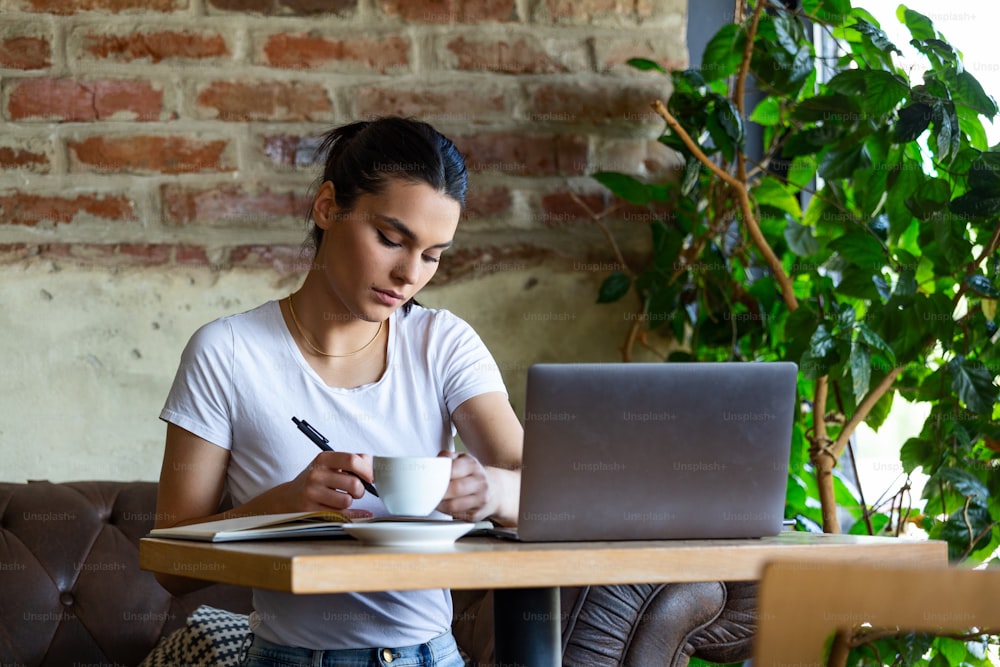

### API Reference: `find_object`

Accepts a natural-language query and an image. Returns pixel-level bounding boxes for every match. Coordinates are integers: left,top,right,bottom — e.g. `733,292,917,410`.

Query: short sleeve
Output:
429,310,508,416
159,318,235,450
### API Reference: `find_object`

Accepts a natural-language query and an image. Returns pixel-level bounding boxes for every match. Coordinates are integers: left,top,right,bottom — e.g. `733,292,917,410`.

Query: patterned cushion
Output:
140,605,250,667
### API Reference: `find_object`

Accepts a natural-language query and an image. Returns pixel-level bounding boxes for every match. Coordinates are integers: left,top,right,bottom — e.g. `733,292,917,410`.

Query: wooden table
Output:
140,531,947,665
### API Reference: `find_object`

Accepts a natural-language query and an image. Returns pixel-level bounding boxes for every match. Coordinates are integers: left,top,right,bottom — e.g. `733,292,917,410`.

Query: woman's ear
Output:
312,181,337,230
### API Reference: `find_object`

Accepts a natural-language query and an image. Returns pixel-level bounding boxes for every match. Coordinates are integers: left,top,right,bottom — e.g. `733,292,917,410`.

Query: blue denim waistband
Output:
242,631,462,667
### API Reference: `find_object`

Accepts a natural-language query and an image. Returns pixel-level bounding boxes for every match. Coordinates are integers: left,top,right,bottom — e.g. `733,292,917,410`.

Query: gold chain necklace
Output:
286,295,383,358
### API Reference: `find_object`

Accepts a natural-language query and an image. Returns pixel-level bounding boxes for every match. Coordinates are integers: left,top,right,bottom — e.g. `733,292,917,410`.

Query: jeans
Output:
240,631,466,667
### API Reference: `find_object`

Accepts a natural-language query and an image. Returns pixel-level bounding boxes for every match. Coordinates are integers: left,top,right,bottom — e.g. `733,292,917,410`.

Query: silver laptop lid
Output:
517,362,798,541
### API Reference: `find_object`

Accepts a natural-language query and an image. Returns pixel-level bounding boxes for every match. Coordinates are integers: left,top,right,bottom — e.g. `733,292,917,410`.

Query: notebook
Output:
503,361,798,542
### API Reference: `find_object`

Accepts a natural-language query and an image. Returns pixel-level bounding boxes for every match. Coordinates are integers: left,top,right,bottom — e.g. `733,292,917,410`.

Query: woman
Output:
153,117,524,666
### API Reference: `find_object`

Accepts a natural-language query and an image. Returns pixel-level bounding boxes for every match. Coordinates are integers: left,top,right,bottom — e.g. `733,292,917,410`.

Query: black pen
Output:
291,416,379,497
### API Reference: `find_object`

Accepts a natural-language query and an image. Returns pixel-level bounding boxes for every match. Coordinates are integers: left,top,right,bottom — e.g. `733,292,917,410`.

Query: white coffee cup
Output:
373,455,453,516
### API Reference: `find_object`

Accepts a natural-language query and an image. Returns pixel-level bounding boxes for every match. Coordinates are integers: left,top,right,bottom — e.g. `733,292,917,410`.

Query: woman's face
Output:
312,177,461,322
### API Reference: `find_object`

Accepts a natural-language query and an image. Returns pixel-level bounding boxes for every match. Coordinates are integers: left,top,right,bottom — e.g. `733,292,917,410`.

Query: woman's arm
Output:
153,422,375,594
441,391,523,526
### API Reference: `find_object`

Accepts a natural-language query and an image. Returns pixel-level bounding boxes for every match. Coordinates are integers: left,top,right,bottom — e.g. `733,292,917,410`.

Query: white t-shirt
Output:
160,299,507,649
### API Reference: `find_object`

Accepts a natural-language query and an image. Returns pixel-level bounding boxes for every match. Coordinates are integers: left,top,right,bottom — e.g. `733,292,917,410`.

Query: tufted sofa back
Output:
0,480,252,667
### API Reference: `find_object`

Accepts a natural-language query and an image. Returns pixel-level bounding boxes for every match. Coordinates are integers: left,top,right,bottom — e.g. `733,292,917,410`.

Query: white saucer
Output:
343,521,475,548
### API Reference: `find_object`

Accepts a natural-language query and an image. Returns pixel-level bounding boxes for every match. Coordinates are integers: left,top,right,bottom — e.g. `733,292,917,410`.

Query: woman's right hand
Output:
276,451,375,512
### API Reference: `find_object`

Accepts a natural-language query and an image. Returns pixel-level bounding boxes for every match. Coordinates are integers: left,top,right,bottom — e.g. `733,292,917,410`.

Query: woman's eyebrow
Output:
376,214,453,249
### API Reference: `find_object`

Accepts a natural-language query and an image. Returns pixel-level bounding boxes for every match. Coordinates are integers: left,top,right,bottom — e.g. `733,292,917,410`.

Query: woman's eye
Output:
376,230,401,248
422,255,440,264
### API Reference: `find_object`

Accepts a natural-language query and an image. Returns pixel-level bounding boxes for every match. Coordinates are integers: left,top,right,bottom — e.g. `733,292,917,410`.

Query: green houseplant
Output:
584,1,1000,664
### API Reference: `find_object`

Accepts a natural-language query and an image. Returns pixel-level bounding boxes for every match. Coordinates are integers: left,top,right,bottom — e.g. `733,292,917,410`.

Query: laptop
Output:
501,361,798,542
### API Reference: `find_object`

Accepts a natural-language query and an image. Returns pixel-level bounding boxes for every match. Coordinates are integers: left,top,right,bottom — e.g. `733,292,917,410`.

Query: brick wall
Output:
0,0,687,279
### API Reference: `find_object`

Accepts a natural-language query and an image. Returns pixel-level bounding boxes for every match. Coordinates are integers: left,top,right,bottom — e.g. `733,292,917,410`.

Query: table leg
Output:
493,586,561,666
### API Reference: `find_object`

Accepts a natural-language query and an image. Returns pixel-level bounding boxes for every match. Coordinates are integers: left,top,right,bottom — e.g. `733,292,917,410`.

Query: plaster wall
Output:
1,261,637,481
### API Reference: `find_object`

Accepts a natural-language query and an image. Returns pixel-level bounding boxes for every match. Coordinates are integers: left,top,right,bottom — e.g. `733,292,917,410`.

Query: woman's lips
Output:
373,288,404,305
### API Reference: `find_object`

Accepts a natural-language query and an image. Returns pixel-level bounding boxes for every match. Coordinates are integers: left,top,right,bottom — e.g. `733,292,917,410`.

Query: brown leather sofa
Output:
0,480,757,666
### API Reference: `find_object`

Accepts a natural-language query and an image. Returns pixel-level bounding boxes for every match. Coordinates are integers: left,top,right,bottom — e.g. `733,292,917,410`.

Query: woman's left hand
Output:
436,450,496,522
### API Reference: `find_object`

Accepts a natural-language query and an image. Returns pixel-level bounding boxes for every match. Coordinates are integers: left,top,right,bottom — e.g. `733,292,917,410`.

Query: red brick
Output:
228,244,312,273
379,0,516,22
455,133,587,176
434,242,554,283
595,38,686,74
0,36,51,70
207,0,355,15
119,244,172,264
543,0,654,22
0,244,34,261
67,135,231,174
0,192,135,227
463,186,513,220
261,133,326,171
0,144,51,172
195,80,332,121
79,29,229,63
174,244,212,266
7,78,163,122
36,243,171,266
14,0,185,13
260,33,408,73
445,36,579,74
161,184,312,226
527,81,662,124
353,86,506,124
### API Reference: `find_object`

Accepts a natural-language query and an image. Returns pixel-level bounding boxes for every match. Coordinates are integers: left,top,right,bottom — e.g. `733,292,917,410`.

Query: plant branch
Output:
651,99,799,312
570,193,633,278
828,366,905,460
734,0,765,123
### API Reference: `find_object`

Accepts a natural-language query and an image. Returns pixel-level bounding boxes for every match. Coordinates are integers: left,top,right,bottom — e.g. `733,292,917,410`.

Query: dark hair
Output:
309,116,467,252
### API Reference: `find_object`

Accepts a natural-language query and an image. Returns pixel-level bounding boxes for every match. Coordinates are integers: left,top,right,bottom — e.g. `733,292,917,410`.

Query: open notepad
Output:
147,511,491,543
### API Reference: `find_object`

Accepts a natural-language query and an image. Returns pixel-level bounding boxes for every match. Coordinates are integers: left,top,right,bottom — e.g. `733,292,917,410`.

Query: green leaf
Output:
593,172,650,206
847,20,901,55
701,23,744,82
950,190,1000,220
706,95,744,162
967,152,1000,191
826,70,907,117
956,105,989,151
965,274,1000,298
947,356,999,415
857,322,896,366
937,637,968,665
627,57,666,73
787,155,817,190
862,71,909,117
597,271,631,303
953,70,999,117
670,69,708,95
899,437,934,474
809,323,837,359
904,177,951,220
813,0,850,23
750,97,781,127
680,155,701,197
829,231,886,271
938,504,993,561
898,7,936,42
791,93,861,123
826,69,869,96
894,103,933,142
784,221,819,257
818,144,871,181
753,176,802,218
849,341,872,402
